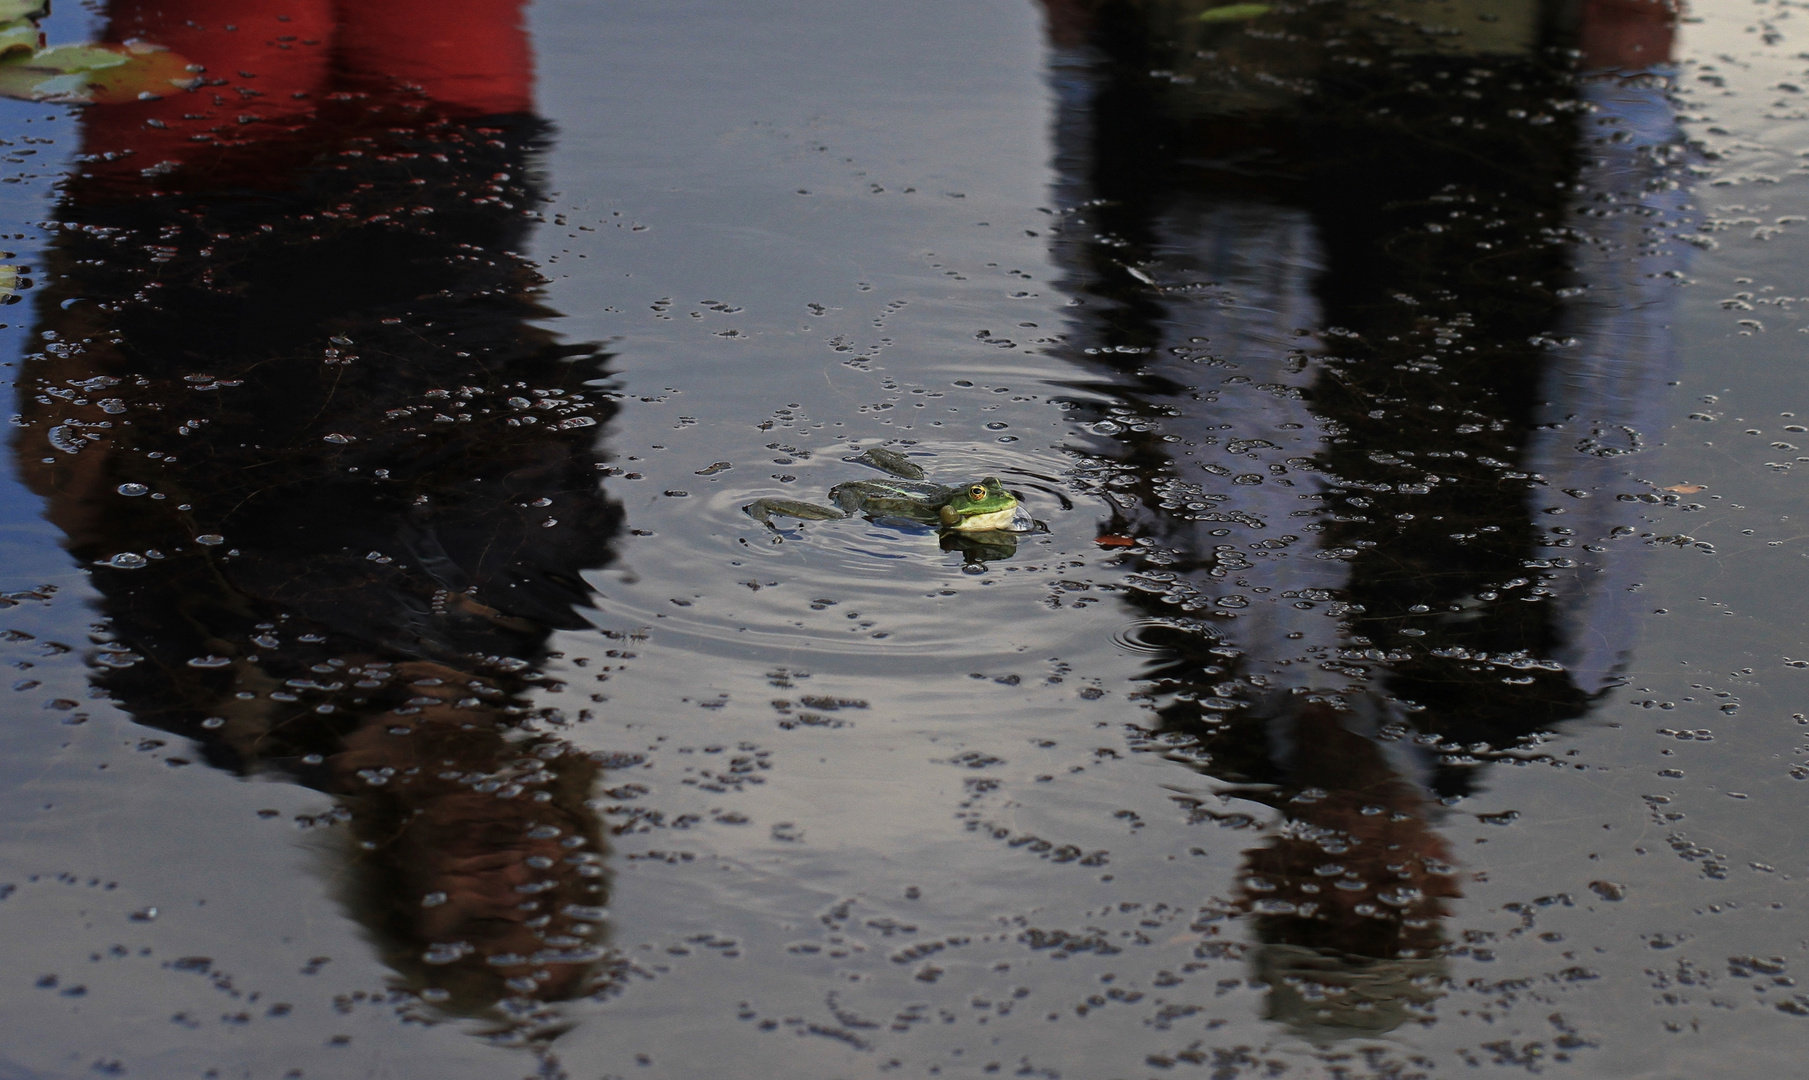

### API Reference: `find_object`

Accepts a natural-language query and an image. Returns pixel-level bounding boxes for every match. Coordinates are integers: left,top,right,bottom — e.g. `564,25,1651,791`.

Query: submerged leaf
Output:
1198,3,1271,20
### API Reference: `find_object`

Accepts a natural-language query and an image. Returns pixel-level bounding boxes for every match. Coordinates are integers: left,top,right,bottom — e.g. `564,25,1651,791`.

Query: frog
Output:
743,447,1035,534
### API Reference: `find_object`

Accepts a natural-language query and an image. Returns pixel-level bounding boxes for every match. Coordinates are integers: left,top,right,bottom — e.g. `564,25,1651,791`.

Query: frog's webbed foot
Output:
743,498,847,530
845,447,926,480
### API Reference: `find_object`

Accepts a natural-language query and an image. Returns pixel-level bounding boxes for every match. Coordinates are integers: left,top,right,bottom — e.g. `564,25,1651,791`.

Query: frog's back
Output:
829,478,952,520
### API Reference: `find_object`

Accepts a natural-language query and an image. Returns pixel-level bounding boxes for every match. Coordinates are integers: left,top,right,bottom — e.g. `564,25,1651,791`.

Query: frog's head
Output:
938,477,1017,529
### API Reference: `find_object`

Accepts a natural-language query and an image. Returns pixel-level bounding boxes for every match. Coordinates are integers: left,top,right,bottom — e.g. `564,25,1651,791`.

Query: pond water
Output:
2,0,1808,1076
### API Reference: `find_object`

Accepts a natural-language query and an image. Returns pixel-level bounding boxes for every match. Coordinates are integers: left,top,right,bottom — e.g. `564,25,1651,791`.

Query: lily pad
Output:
0,1,46,25
0,42,198,103
0,19,38,60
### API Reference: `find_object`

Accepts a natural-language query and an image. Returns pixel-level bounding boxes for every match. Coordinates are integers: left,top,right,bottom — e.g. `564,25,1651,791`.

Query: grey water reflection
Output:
9,1,621,1031
1044,0,1691,1038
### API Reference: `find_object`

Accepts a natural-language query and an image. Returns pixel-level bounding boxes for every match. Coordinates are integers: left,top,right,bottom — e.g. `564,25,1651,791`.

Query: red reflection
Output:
82,0,531,183
1579,0,1679,73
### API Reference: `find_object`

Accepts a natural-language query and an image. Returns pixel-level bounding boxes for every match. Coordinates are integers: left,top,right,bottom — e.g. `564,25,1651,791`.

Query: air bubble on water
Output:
105,553,147,569
186,655,232,668
421,891,449,908
422,942,474,965
322,433,354,444
116,483,148,497
1090,421,1122,435
47,426,86,454
194,534,224,545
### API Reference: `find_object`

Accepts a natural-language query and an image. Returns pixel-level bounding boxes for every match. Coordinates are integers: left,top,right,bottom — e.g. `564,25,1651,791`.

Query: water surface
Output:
3,0,1809,1076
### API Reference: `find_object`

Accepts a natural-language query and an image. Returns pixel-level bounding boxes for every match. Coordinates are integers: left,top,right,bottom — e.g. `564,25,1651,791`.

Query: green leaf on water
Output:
0,19,38,59
0,1,46,25
0,41,198,103
0,65,78,101
0,265,20,299
23,44,132,73
1198,3,1272,20
0,42,129,102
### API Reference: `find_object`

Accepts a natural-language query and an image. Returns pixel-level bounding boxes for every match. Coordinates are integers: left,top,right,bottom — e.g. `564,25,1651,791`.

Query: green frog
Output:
743,447,1035,534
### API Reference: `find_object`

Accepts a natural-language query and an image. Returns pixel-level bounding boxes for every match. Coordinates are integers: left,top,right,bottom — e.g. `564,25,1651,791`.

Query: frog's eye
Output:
970,485,987,500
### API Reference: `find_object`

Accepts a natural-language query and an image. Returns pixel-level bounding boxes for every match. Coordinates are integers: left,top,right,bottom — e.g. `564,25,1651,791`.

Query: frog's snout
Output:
939,504,960,527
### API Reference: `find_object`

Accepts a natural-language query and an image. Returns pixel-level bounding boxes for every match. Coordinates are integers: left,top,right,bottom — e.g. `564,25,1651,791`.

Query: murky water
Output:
2,0,1809,1076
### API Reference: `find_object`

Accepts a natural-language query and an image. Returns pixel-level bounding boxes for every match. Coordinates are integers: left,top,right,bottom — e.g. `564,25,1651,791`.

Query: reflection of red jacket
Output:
1580,0,1677,72
86,0,531,174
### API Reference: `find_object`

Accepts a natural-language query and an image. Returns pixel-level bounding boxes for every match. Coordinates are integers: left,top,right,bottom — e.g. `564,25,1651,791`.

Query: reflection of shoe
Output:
1254,942,1448,1040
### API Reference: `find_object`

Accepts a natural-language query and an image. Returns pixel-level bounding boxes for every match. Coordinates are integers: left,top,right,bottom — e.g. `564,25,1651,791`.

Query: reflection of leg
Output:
330,660,611,1010
1528,69,1692,696
1098,197,1353,689
24,49,618,1019
1235,701,1460,1036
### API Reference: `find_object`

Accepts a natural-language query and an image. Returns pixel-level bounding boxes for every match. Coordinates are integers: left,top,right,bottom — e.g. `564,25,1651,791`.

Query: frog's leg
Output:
846,447,926,480
743,498,847,529
828,483,869,516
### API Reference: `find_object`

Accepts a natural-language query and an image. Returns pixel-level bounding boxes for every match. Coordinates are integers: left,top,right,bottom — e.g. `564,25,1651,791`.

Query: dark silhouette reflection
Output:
1042,0,1688,1038
10,0,623,1031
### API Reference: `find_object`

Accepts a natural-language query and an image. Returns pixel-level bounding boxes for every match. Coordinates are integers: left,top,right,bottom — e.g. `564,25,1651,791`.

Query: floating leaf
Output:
1198,3,1271,21
1661,484,1705,494
0,1,47,23
0,41,198,103
1095,534,1138,548
0,19,39,60
0,264,17,299
26,43,131,72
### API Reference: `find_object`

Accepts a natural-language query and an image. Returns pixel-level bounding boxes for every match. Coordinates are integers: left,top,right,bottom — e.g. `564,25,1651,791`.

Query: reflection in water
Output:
10,0,623,1033
943,526,1029,564
1044,0,1688,1038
